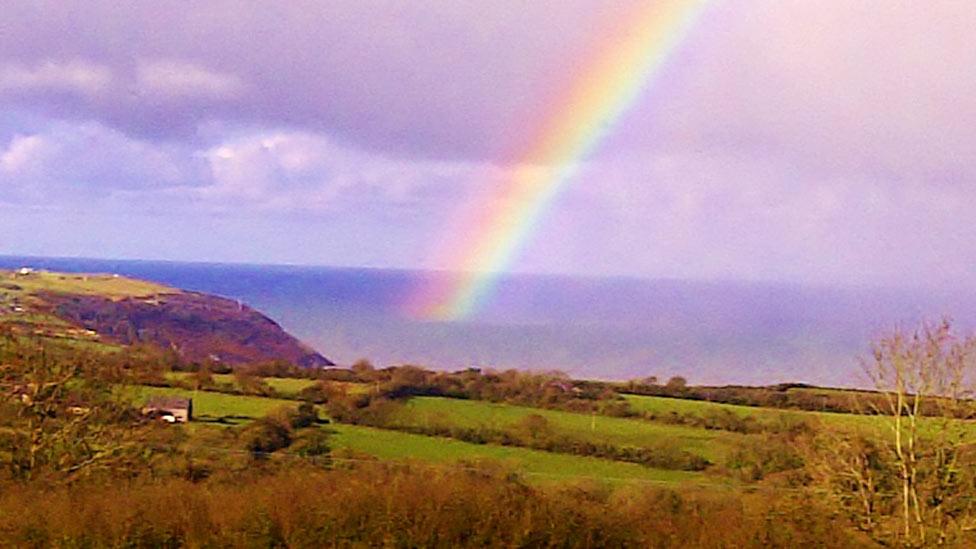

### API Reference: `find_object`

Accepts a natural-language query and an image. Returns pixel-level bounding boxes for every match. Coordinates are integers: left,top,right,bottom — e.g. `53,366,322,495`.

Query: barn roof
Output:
144,396,192,409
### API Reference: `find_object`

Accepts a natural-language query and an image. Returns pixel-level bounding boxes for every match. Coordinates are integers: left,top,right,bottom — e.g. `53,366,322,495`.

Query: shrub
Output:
289,402,318,429
245,416,293,457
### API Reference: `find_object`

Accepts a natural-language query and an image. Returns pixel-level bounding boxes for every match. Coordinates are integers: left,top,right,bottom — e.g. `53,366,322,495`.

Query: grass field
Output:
0,269,171,345
328,424,712,485
393,397,741,463
623,394,783,419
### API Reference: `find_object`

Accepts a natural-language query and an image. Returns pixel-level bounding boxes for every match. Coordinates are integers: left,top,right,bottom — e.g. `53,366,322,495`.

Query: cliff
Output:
0,269,332,368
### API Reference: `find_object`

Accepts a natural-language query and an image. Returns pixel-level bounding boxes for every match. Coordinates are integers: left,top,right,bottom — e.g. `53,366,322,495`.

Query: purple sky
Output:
1,1,974,289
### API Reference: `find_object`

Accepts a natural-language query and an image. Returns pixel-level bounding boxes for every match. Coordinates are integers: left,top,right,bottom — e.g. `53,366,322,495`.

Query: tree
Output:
351,359,377,381
665,376,687,390
811,319,976,546
233,368,272,396
245,415,292,457
190,363,214,391
0,334,146,482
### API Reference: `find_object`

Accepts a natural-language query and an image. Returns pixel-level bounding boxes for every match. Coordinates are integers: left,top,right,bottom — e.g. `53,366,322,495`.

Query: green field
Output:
393,397,740,463
329,424,712,485
623,393,782,419
131,381,976,488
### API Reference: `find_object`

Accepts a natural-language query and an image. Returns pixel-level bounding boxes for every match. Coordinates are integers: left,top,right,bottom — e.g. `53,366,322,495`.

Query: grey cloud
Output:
0,1,636,155
2,0,974,172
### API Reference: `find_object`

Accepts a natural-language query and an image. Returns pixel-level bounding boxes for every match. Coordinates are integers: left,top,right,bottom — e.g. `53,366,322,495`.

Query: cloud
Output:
0,121,199,207
0,134,49,174
195,131,484,213
516,152,976,287
0,60,111,96
1,0,974,170
0,121,484,217
136,59,245,101
0,1,622,153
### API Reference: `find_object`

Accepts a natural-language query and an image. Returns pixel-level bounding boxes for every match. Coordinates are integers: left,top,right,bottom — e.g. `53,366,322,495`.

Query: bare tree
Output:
865,320,976,544
812,320,976,546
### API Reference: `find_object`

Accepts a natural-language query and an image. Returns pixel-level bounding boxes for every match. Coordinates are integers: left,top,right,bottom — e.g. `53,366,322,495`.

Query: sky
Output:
1,1,974,289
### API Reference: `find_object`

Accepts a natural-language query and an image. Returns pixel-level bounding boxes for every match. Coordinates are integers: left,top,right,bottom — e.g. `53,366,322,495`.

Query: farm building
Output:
142,396,193,423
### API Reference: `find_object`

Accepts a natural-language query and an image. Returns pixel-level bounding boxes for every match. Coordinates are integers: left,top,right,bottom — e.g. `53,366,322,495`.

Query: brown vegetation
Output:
0,463,871,548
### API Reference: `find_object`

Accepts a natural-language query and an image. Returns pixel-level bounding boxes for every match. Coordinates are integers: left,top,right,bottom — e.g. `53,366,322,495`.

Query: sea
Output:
2,254,973,387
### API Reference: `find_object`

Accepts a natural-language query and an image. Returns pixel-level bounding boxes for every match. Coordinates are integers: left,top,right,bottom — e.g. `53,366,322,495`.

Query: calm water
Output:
2,255,971,386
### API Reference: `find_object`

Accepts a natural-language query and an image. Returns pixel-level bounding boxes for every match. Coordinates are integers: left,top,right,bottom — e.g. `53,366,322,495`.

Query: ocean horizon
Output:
2,254,972,387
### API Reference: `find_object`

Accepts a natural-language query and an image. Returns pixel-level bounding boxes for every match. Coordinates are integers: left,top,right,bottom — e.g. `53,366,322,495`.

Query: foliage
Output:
0,332,157,483
809,320,976,547
0,463,873,547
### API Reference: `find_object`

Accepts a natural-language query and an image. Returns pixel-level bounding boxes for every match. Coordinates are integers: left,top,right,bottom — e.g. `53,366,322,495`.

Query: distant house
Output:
142,396,193,423
17,267,34,276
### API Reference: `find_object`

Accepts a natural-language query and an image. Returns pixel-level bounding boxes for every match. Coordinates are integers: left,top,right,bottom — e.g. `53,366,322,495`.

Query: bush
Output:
289,402,318,429
291,428,332,458
297,381,332,404
245,416,293,457
726,434,805,481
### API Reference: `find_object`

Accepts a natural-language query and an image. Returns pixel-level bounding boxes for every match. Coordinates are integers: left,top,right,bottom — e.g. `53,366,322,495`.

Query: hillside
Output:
0,268,332,368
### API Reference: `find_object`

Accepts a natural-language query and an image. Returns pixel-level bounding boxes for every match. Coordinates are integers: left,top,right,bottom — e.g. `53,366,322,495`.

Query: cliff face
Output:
45,291,333,368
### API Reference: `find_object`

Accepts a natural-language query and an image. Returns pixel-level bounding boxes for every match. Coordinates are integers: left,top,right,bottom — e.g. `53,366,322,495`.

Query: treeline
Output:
303,364,815,437
618,381,971,418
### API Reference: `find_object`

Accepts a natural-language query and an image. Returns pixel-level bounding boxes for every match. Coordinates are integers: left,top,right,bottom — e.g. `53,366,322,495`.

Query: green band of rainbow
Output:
407,0,710,320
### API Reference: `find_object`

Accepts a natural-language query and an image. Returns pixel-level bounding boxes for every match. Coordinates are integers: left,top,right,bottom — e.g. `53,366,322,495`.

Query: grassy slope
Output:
0,270,171,298
394,397,740,463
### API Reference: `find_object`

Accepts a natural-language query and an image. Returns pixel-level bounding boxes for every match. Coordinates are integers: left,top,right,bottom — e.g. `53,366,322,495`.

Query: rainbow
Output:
406,0,710,320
